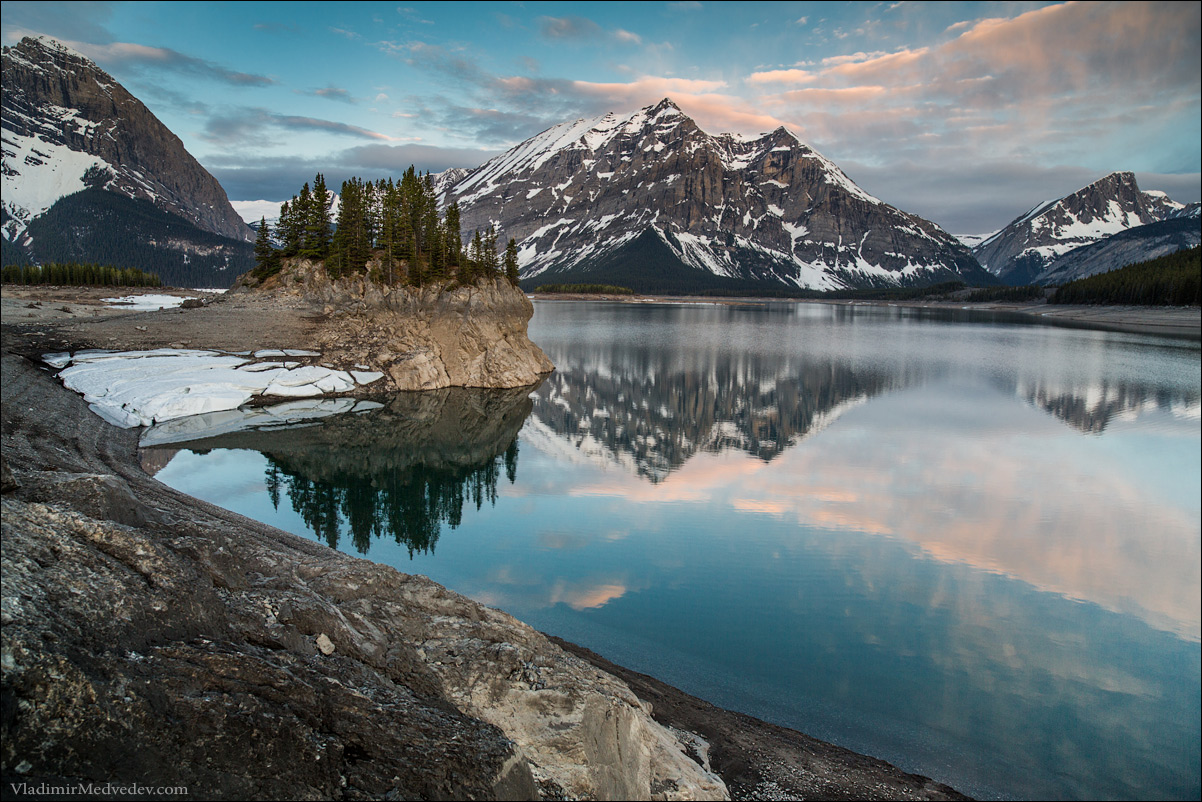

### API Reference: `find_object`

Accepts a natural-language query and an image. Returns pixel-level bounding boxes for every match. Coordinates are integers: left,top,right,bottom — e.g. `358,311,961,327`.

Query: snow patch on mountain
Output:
1,131,115,242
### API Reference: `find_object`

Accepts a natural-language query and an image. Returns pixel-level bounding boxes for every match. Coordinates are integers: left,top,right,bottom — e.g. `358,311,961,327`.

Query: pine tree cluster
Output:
1,262,162,287
254,169,523,288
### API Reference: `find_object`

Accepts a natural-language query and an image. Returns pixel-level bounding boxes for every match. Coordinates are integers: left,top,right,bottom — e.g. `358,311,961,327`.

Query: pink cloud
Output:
745,69,817,85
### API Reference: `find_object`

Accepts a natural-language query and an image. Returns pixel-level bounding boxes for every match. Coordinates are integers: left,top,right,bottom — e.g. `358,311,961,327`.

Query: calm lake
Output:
145,300,1201,801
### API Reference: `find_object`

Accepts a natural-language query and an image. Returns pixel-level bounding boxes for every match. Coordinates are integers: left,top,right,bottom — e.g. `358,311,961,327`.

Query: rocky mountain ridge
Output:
1,36,252,281
970,171,1189,285
439,98,995,293
1034,214,1200,287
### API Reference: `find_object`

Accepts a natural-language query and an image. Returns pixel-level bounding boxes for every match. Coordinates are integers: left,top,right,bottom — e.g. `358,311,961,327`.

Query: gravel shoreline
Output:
1,287,975,800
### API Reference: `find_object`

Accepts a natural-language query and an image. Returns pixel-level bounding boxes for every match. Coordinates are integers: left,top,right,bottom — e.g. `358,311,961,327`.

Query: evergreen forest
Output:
1050,247,1201,306
14,188,254,288
2,262,162,287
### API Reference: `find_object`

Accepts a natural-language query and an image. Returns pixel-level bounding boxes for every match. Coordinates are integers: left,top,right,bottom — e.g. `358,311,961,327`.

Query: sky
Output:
2,0,1199,234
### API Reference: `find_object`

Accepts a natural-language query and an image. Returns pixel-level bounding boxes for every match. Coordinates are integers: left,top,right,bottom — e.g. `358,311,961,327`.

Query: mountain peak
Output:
2,33,253,256
972,170,1186,283
443,100,988,292
10,35,94,68
1088,171,1138,191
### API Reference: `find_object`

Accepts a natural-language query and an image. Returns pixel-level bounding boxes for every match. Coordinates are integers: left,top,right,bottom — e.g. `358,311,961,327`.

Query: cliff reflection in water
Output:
147,386,535,555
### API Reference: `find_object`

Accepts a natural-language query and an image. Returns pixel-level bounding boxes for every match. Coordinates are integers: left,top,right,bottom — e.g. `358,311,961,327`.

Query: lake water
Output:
146,300,1201,801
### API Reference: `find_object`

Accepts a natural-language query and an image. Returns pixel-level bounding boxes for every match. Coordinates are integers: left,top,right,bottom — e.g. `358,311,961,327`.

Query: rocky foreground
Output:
1,292,969,800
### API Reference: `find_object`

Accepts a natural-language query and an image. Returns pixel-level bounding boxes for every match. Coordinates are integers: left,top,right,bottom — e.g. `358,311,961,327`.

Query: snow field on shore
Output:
45,349,384,428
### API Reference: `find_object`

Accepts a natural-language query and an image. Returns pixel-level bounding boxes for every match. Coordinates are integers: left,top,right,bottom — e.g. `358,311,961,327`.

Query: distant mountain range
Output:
2,35,1195,293
1,36,253,287
968,171,1199,286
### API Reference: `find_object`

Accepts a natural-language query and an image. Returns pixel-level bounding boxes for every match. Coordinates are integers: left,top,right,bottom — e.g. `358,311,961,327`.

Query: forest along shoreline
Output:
1,287,970,801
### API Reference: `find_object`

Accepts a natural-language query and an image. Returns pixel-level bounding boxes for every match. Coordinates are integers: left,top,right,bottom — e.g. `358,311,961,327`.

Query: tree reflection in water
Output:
147,384,535,556
265,440,520,555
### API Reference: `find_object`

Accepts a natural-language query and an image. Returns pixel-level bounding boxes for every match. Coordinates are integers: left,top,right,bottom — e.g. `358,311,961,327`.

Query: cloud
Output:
538,15,603,40
302,85,356,103
738,1,1199,220
208,142,504,202
745,69,817,85
613,28,642,45
59,37,275,86
571,76,728,98
0,2,117,47
200,107,395,146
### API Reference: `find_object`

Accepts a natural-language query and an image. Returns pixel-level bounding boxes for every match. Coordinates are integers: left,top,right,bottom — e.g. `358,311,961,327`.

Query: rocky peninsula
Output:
1,285,968,800
233,260,554,392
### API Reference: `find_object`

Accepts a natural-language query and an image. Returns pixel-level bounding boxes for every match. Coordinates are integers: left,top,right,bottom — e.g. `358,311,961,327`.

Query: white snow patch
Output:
47,349,379,428
102,294,196,310
1,131,116,241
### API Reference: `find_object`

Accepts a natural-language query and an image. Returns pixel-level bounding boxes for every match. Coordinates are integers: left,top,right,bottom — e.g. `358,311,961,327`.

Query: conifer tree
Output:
253,217,279,277
303,173,333,261
483,225,500,275
377,178,400,283
445,201,463,271
504,237,521,285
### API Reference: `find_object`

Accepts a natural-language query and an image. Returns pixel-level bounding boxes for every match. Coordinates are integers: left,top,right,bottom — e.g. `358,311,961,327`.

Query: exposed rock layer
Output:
236,259,554,391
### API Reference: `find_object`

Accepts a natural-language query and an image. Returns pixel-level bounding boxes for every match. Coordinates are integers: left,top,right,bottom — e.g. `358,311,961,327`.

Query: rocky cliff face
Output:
1,349,725,800
237,259,554,391
439,98,993,293
2,36,252,254
971,172,1188,285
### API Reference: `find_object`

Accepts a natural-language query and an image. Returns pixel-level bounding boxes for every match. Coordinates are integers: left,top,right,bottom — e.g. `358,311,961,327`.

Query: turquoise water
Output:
148,301,1201,801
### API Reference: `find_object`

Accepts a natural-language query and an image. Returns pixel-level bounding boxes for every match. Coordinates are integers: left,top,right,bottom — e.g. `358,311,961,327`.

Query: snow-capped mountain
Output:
970,172,1188,286
2,36,253,283
438,98,994,292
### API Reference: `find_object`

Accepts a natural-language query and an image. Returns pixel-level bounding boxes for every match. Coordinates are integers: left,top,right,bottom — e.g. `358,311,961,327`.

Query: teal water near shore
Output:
149,300,1201,801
